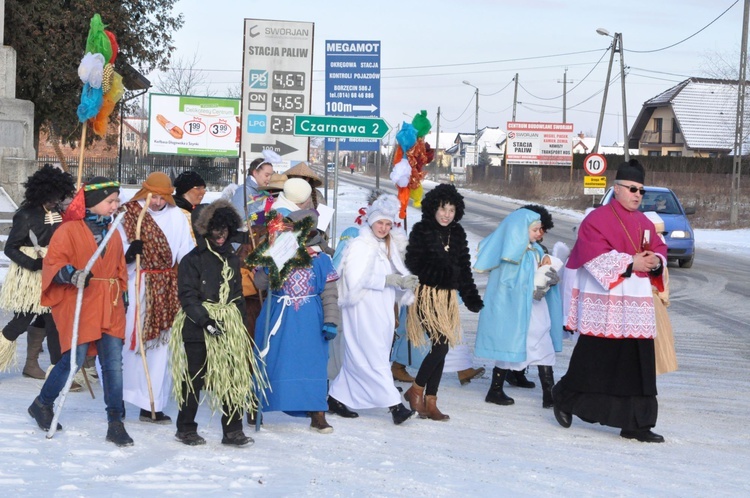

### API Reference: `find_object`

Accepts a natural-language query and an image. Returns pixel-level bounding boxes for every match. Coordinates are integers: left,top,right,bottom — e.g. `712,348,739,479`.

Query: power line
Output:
626,0,739,54
516,48,611,101
441,95,475,122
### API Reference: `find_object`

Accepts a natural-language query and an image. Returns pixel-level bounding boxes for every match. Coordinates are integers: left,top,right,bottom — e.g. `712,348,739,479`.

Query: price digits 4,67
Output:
272,71,305,91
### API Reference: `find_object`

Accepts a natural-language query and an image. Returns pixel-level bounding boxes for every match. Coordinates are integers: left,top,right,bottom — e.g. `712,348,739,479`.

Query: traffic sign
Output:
294,115,390,139
583,153,607,175
584,176,607,188
325,40,381,151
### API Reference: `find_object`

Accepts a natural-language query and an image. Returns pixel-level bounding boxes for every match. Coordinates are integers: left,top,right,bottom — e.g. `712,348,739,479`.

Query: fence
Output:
37,155,239,188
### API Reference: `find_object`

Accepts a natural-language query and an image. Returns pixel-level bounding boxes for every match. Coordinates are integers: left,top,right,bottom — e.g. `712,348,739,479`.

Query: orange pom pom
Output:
393,145,403,164
397,186,410,219
90,95,116,137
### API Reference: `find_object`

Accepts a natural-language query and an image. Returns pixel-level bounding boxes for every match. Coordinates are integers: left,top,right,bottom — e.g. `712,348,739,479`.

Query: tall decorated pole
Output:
75,14,126,188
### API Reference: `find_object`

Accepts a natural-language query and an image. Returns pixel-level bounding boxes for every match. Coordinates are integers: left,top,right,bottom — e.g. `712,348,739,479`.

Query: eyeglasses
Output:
616,182,646,195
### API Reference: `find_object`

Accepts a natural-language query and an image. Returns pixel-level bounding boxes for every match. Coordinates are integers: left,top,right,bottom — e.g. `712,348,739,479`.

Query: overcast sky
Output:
151,0,744,145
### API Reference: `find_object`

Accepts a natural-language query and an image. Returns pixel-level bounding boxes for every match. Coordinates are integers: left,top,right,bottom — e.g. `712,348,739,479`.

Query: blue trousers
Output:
38,333,124,423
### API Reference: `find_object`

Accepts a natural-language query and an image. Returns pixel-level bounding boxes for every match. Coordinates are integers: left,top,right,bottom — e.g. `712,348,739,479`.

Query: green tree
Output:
4,0,184,149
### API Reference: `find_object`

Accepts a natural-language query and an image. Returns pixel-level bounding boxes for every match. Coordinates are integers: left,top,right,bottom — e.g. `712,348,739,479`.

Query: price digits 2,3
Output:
270,115,294,135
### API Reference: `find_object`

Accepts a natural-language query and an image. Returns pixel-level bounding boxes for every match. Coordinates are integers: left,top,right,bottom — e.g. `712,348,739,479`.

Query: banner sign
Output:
240,19,314,165
506,122,574,166
325,40,381,152
148,94,240,157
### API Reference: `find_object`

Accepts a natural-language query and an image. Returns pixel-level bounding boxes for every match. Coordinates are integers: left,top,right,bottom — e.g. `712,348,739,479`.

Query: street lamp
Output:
463,80,479,179
594,28,629,161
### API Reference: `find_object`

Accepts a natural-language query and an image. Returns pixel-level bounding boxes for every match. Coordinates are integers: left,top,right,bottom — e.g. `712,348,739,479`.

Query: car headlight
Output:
670,230,689,239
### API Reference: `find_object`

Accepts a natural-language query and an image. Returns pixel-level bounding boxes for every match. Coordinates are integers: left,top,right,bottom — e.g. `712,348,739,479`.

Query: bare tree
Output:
156,51,215,96
225,83,243,99
700,48,747,80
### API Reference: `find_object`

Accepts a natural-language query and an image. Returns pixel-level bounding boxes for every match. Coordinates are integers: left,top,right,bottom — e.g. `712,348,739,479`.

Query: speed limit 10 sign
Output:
583,153,607,176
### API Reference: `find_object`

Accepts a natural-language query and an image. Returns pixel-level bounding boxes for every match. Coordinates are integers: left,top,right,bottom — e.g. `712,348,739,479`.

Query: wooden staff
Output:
75,124,87,189
242,152,263,306
134,193,156,420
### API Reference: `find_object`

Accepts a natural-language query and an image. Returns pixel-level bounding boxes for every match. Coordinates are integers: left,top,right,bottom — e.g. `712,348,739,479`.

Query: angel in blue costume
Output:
474,208,563,409
253,210,340,434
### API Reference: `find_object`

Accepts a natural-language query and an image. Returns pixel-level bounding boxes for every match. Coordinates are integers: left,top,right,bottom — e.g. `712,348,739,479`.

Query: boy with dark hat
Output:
28,177,134,446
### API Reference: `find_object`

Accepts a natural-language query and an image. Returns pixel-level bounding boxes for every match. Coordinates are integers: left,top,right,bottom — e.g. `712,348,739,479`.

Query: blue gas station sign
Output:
325,40,381,151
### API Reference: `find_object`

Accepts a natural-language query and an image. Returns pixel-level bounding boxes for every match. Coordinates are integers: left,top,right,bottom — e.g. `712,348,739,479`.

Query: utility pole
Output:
594,34,616,155
618,33,630,161
731,0,749,226
558,68,574,123
435,106,441,171
512,73,519,121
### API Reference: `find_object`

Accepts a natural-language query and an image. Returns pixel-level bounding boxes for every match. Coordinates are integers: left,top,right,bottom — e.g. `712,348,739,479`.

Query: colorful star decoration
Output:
245,210,314,290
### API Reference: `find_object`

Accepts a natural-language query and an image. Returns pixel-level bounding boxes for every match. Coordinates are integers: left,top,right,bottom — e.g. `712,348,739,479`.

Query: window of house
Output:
672,118,680,143
648,150,662,157
653,118,663,143
667,151,682,157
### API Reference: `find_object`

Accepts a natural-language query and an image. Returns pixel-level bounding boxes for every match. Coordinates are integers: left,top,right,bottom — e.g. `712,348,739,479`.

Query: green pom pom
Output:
412,110,432,138
85,14,113,63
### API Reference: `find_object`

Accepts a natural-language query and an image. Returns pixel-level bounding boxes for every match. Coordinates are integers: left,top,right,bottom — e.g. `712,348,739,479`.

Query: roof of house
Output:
629,77,750,152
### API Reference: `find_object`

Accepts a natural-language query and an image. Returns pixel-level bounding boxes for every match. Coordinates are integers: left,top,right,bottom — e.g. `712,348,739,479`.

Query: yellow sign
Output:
584,176,607,188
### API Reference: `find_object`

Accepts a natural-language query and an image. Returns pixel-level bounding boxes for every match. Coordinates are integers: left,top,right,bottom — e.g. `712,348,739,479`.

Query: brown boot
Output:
308,411,333,434
457,367,486,385
424,395,450,421
404,382,427,418
22,327,46,379
391,362,415,383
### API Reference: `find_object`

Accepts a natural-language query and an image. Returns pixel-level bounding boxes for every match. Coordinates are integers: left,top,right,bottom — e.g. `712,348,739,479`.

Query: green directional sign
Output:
294,115,390,139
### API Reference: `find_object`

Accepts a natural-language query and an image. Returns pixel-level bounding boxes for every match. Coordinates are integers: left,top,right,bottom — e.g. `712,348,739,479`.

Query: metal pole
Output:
375,139,381,190
617,33,630,161
731,0,750,226
594,41,616,154
563,69,567,123
512,74,519,121
332,138,340,249
474,87,479,178
118,97,125,183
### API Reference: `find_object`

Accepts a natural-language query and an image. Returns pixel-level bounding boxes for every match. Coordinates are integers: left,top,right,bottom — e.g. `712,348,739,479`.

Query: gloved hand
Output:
385,274,404,288
545,268,560,287
31,258,44,271
533,286,547,301
123,291,129,312
401,274,419,291
124,240,144,264
204,318,223,337
71,269,93,289
322,323,337,341
465,296,484,313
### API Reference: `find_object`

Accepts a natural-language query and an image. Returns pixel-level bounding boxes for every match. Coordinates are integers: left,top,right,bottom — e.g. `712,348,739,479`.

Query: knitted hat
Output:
285,162,322,188
283,178,312,204
615,159,646,184
84,176,120,207
367,194,400,226
130,172,175,205
174,171,206,197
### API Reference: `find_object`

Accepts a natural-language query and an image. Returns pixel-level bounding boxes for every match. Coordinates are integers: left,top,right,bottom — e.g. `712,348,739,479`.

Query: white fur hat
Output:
367,194,400,226
283,177,312,204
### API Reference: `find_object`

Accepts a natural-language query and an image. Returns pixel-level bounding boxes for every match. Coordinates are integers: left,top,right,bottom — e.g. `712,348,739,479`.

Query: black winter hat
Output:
84,176,120,208
174,171,206,197
615,159,646,184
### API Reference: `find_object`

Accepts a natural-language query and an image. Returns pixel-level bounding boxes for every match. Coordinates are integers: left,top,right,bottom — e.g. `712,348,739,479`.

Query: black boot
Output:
389,403,415,425
538,365,555,409
106,421,134,447
551,382,572,428
328,396,359,418
28,397,62,431
139,409,172,424
485,367,514,405
506,368,535,388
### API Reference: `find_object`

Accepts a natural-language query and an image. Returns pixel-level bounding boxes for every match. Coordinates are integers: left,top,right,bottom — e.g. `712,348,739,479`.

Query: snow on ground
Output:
1,182,749,496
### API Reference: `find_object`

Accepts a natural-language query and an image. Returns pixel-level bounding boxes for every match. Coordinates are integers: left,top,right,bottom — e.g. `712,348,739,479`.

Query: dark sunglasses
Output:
617,183,646,195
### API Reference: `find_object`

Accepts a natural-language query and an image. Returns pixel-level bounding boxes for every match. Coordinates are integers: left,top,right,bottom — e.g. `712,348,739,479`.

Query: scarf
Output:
122,201,180,347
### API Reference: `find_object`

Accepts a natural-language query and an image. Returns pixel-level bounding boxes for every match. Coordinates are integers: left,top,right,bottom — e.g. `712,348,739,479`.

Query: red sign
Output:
583,153,607,175
506,122,574,166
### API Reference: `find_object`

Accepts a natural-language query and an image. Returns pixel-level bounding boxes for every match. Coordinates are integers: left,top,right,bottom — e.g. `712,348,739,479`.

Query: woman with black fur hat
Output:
171,199,262,447
403,184,483,421
0,164,75,379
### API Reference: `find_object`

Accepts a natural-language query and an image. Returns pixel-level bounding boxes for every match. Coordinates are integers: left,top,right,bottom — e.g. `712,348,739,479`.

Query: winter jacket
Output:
4,206,62,271
177,238,247,342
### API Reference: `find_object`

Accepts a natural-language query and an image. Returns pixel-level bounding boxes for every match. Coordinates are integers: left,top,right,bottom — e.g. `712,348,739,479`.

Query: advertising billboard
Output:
506,122,574,166
148,94,240,157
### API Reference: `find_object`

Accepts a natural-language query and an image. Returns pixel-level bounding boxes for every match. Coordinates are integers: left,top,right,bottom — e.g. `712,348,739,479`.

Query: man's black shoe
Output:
328,396,359,418
620,429,665,443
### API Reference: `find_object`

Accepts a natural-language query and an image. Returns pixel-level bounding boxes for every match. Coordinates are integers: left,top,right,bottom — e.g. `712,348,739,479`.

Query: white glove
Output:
401,274,419,291
385,274,404,288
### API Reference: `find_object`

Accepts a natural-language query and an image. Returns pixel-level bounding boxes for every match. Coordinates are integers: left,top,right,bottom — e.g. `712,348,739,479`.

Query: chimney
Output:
578,131,585,139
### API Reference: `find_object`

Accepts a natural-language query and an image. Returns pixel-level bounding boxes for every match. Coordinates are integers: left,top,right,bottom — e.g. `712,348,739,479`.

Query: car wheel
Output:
678,255,694,268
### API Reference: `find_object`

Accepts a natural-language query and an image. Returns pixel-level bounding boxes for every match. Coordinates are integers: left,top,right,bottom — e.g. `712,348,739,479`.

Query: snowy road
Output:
0,178,748,496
